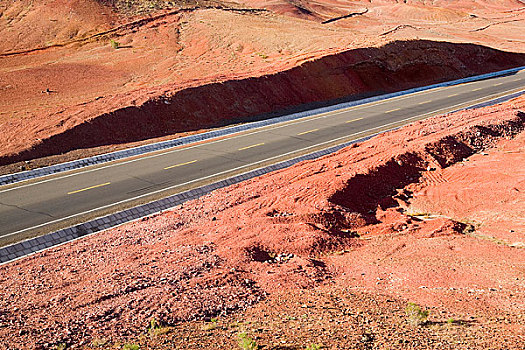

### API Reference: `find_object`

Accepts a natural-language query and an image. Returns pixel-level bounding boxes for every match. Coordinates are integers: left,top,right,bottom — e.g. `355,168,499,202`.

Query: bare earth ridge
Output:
1,0,525,172
0,95,523,349
1,0,525,348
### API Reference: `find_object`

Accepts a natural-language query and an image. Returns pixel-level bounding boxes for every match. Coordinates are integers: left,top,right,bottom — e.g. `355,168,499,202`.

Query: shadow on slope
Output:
2,40,525,166
328,112,525,224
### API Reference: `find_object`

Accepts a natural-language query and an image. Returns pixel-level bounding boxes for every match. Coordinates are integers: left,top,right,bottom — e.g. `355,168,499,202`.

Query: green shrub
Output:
405,302,429,326
148,317,160,332
110,39,120,49
306,345,321,350
238,332,259,350
91,338,107,347
122,344,139,350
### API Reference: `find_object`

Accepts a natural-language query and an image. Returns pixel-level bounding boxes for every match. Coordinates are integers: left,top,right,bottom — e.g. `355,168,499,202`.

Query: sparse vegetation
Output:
110,39,120,49
405,302,429,326
122,344,140,350
306,344,321,350
238,332,259,350
447,318,455,324
404,209,433,219
202,317,220,331
90,338,108,347
147,317,171,336
148,317,160,332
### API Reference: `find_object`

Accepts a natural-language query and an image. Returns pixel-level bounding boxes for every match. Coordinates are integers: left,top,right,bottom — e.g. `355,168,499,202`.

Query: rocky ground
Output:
1,0,524,348
0,94,523,349
1,0,525,172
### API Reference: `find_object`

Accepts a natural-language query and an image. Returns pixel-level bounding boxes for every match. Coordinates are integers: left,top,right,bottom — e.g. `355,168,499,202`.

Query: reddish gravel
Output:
407,131,525,245
0,95,523,349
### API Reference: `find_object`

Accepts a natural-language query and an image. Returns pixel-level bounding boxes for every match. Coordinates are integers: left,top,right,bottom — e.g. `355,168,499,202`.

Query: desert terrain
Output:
0,92,524,349
0,0,525,171
0,0,524,349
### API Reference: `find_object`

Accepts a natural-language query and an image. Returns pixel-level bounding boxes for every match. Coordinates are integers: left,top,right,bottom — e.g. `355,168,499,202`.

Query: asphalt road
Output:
0,70,524,245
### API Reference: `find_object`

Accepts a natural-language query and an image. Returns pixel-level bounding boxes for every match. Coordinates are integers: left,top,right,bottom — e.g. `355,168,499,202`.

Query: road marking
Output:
345,117,363,123
238,143,264,151
297,129,319,136
418,100,432,105
0,76,521,195
493,82,504,86
3,87,524,240
385,108,400,113
67,182,110,195
448,93,459,97
164,160,198,170
472,87,483,91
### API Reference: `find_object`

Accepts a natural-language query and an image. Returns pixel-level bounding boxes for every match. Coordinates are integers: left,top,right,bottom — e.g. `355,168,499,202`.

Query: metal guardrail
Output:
0,133,377,264
1,88,523,264
1,65,524,186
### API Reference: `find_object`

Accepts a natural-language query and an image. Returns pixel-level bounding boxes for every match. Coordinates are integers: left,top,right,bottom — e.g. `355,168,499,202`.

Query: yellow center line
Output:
67,182,111,195
345,117,363,123
493,82,503,86
297,128,319,136
448,93,459,97
238,143,264,151
385,108,400,113
164,159,198,170
418,100,432,105
472,87,483,91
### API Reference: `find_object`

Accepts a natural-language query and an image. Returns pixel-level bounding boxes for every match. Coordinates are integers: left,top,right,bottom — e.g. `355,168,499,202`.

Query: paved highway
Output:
0,70,524,245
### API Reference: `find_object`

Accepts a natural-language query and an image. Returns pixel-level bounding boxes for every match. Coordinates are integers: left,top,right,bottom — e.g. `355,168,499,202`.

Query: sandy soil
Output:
0,0,524,171
0,95,523,349
1,1,524,348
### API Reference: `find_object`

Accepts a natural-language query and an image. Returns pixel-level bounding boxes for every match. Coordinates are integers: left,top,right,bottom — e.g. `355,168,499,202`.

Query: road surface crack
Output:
0,201,55,219
129,175,157,186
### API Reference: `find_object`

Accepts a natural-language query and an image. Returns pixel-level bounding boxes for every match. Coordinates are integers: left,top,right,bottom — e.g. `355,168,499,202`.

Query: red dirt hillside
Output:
0,94,523,349
0,0,525,171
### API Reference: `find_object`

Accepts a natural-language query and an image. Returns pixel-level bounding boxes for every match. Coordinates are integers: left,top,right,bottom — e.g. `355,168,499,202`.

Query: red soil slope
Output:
0,0,524,169
3,39,524,167
0,95,523,348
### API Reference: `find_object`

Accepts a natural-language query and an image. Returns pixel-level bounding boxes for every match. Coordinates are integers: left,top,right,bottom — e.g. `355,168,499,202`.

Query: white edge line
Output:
0,115,429,238
0,83,445,193
3,88,522,240
1,88,524,267
2,72,524,193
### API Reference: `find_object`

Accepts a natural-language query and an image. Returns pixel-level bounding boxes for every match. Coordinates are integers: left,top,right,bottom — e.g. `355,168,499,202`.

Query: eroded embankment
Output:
0,96,523,348
2,39,525,166
329,112,525,220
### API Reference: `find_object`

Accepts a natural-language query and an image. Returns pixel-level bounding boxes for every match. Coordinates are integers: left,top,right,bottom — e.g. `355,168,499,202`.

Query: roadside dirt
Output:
1,0,525,172
0,95,523,349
